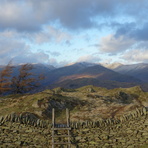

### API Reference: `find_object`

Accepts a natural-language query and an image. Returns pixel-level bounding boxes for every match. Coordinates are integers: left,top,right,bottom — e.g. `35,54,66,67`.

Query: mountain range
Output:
35,62,148,92
111,63,148,82
0,62,148,92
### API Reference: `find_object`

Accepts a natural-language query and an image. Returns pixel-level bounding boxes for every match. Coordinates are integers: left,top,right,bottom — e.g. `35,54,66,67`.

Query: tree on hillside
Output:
11,63,43,94
0,62,14,95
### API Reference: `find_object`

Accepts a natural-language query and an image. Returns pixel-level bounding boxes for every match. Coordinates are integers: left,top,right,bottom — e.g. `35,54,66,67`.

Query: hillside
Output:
0,86,147,122
61,64,141,82
42,63,144,91
45,63,141,83
50,78,141,90
106,63,148,82
0,62,147,92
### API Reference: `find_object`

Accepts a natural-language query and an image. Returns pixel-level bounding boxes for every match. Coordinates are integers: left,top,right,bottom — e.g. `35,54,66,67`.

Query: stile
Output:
51,108,71,148
52,108,55,148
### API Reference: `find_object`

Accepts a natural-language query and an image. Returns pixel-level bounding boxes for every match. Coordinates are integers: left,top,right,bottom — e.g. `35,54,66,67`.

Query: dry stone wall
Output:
0,107,148,148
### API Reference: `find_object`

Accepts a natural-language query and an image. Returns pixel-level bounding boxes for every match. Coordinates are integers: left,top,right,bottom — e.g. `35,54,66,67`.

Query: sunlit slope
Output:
0,86,147,122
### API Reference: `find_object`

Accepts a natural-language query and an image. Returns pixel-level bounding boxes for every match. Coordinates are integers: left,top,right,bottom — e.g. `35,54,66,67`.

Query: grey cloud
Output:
0,1,41,32
0,0,51,32
115,22,148,41
46,0,129,30
0,0,148,32
115,23,136,37
1,0,148,65
133,23,148,41
65,40,71,46
0,37,50,64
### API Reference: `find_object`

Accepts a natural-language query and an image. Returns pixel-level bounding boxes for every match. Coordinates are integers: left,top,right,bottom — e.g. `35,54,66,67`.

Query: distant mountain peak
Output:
72,62,98,67
100,62,123,69
112,63,148,82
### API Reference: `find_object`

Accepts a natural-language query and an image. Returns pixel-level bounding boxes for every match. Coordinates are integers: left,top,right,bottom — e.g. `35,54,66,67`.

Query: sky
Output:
0,0,148,67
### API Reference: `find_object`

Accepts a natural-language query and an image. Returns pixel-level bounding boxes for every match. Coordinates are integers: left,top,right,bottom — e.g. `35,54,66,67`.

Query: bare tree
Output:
11,63,43,94
0,62,14,95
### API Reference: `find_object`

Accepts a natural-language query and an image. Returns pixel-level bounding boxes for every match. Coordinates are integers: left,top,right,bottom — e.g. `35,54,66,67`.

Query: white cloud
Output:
33,32,51,44
26,26,72,44
48,51,61,57
0,0,148,66
99,34,135,54
0,34,51,65
0,38,29,55
48,58,69,67
77,55,100,63
47,26,72,43
122,49,148,63
0,28,72,65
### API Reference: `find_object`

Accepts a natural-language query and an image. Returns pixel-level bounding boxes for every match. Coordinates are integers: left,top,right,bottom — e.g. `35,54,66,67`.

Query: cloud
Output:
115,22,148,41
48,58,69,67
0,34,51,65
0,38,29,64
26,26,72,44
10,52,49,65
77,55,100,63
32,32,51,44
99,34,135,54
47,26,72,43
0,0,148,66
0,29,71,65
122,49,148,63
48,51,61,57
47,0,148,30
99,30,148,63
0,37,29,55
0,1,43,32
134,23,148,41
0,29,70,66
0,0,148,32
